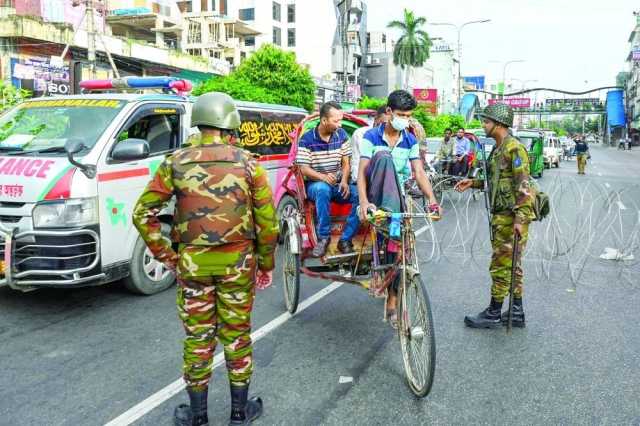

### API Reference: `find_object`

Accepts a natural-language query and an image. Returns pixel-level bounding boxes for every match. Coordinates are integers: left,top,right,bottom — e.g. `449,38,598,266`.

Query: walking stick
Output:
507,232,521,334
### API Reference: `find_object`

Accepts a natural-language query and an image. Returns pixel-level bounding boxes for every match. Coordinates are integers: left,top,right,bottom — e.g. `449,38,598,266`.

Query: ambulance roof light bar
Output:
79,77,193,96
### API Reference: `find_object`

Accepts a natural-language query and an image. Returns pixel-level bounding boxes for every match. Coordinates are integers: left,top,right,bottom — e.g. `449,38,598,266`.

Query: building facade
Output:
0,0,259,97
224,0,335,78
625,13,640,138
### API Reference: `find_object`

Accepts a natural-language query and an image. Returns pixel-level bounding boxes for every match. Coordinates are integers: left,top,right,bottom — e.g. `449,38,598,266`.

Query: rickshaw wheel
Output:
397,273,436,398
282,232,301,314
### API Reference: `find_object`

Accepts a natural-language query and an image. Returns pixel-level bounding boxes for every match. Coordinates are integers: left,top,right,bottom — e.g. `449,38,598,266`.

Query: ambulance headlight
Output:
33,198,99,228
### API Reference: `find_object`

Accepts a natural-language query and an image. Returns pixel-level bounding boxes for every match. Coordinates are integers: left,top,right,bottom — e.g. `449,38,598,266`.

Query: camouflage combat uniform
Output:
473,136,536,301
133,133,278,391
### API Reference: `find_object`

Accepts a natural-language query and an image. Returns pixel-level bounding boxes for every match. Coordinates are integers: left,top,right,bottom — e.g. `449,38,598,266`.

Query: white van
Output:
542,131,561,168
0,77,306,294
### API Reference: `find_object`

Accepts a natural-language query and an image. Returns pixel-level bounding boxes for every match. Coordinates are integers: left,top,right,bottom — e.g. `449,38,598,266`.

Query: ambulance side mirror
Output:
65,138,96,179
111,138,150,161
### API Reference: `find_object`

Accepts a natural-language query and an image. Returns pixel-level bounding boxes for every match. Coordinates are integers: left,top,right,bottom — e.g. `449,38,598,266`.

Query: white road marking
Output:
597,172,602,177
107,224,432,425
105,281,343,426
605,183,611,188
617,201,627,210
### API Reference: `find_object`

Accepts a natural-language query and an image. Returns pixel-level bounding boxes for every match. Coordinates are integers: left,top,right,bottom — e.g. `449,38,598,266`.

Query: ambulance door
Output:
97,103,185,268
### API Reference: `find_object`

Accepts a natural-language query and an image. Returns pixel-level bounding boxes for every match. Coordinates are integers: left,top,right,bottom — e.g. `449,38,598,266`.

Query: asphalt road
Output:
1,143,639,426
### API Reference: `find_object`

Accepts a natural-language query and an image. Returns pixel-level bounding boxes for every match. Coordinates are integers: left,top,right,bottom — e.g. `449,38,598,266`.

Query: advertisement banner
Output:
545,98,599,107
463,76,485,91
489,98,531,108
413,88,438,114
11,57,71,97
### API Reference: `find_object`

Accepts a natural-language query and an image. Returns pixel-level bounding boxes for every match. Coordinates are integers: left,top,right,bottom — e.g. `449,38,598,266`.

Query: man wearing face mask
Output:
296,101,360,257
357,90,440,327
455,103,535,329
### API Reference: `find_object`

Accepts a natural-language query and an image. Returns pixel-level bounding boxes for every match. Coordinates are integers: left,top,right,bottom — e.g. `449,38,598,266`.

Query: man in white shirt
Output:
350,106,389,182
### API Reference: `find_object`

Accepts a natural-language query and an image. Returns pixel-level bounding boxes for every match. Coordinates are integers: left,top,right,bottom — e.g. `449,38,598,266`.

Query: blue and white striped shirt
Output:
296,126,351,175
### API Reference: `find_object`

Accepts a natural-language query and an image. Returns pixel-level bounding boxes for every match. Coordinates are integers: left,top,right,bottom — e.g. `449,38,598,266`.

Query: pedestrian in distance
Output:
133,92,279,426
574,135,589,175
455,103,536,329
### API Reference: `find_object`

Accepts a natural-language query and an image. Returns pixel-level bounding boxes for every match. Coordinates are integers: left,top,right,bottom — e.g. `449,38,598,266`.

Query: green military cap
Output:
478,103,514,128
191,92,241,130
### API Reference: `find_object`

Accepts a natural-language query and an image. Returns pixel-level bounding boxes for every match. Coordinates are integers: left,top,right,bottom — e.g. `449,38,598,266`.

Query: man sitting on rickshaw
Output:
356,90,440,325
296,101,360,257
434,128,455,174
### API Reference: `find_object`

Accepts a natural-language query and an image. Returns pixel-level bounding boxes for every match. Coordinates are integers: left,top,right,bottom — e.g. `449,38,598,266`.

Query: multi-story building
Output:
332,0,367,102
625,12,640,140
225,0,335,78
362,35,458,114
0,0,253,97
108,0,260,75
429,38,458,114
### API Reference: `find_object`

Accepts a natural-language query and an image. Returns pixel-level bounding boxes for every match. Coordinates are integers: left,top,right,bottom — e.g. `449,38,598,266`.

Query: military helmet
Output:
478,103,514,128
191,92,241,130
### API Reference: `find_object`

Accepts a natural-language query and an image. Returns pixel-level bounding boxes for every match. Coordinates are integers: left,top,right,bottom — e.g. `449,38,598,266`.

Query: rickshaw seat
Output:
330,203,352,217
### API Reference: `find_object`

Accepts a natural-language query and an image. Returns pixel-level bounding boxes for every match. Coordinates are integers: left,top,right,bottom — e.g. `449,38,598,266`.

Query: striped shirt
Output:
361,124,420,187
296,126,351,175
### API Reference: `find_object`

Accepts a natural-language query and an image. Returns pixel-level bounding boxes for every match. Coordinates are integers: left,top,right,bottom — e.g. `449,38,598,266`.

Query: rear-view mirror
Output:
112,138,150,161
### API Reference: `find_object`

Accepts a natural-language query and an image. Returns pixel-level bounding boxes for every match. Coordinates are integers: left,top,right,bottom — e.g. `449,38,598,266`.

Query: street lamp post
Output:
430,19,491,110
509,79,538,128
501,60,525,99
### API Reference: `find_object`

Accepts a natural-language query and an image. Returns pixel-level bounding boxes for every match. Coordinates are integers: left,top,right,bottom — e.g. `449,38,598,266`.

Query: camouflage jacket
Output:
132,134,278,273
473,136,535,225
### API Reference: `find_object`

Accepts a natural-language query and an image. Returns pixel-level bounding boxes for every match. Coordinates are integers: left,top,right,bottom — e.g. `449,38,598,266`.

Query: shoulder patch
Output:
513,156,522,168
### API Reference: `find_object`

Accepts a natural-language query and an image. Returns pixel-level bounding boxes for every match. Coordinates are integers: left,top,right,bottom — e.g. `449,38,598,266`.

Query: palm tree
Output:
387,9,432,90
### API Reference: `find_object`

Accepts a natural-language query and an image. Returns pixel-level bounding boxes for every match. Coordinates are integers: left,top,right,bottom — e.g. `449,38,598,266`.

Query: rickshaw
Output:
279,113,439,397
425,132,482,203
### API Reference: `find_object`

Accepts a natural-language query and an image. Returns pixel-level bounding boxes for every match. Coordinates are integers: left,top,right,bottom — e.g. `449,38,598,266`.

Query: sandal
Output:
386,309,398,329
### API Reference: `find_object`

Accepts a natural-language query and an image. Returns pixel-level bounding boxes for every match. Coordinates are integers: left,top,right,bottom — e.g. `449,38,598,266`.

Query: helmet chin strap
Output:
486,122,498,138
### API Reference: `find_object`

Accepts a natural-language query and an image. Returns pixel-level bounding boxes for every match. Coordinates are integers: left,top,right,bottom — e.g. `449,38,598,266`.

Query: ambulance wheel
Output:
277,195,298,245
124,223,176,295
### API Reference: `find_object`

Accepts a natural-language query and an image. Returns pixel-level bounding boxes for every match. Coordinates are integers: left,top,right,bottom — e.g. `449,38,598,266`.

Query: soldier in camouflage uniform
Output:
133,92,278,426
455,103,535,329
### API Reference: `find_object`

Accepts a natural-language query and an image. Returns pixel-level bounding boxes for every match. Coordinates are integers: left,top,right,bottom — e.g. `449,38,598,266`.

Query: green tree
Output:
356,95,387,110
194,44,316,111
1,81,31,112
387,9,432,90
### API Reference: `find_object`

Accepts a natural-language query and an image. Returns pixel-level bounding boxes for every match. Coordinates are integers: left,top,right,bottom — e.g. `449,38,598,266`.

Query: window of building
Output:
382,34,386,44
239,8,255,21
273,26,281,46
220,0,227,15
177,1,192,13
245,36,256,47
288,28,296,47
272,1,281,21
287,4,295,23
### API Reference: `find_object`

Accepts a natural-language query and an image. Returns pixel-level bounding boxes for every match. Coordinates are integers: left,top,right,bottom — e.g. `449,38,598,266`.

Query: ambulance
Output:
0,77,306,294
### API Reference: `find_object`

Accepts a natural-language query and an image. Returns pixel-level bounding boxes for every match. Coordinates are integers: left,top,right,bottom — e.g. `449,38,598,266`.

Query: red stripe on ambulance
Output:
97,168,149,182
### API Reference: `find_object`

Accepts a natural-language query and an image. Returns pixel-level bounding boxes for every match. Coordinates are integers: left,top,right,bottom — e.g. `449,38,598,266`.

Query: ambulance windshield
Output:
0,99,125,154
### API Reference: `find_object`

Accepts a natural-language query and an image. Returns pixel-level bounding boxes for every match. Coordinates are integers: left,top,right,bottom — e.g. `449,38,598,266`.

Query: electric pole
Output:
86,0,97,79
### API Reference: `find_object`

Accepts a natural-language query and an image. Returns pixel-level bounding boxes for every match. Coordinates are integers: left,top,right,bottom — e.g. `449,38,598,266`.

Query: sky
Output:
366,0,638,96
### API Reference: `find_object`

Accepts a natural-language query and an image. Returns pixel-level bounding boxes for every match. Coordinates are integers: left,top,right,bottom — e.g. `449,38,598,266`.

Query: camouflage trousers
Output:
577,153,588,174
489,220,529,302
176,265,255,391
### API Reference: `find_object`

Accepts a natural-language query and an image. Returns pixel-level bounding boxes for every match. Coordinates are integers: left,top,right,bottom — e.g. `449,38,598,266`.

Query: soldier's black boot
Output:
174,388,209,426
229,385,263,425
501,298,525,328
464,298,503,329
